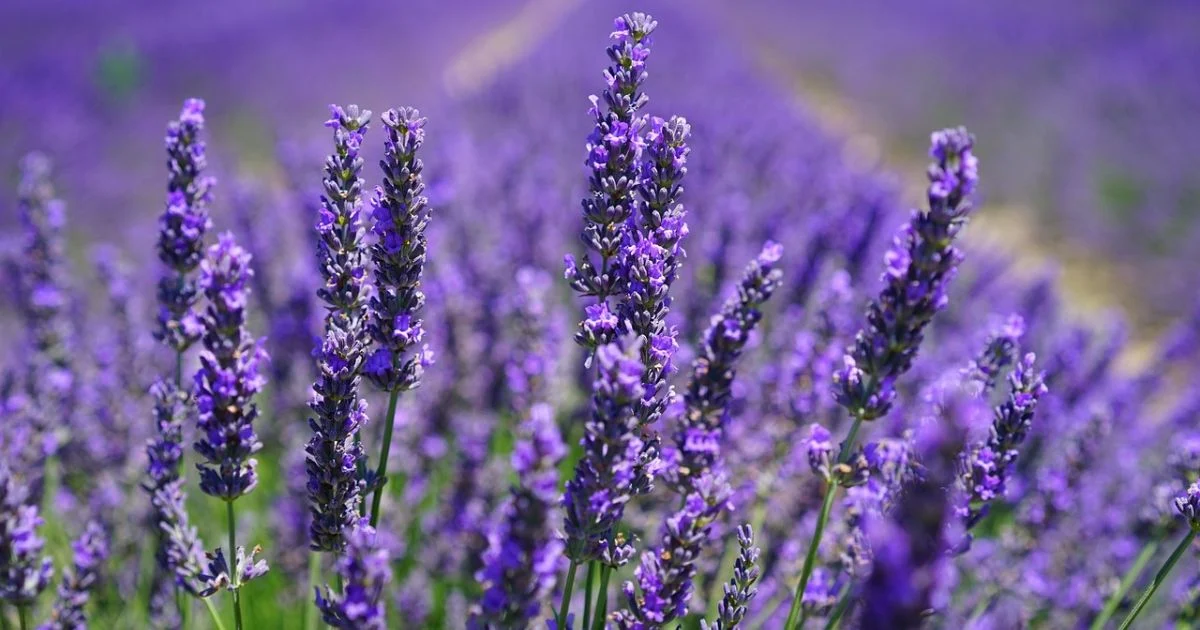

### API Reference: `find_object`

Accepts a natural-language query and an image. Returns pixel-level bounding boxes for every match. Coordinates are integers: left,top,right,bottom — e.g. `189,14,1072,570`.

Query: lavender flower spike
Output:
669,242,783,492
613,471,733,628
834,127,979,421
307,104,372,551
469,403,566,628
364,106,434,393
155,98,215,354
193,233,268,501
700,525,761,630
39,521,109,630
0,464,54,606
563,339,648,568
566,13,657,351
316,520,392,630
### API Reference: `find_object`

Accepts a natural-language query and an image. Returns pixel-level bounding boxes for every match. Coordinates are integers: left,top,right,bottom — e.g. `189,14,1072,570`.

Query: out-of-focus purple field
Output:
2,2,1200,629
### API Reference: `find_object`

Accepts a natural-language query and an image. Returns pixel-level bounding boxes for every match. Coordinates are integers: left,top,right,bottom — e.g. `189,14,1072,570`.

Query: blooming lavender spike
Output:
14,153,74,462
563,340,648,567
957,353,1048,531
700,525,761,630
566,13,657,351
834,127,979,421
962,314,1025,395
155,98,215,354
364,106,434,392
613,471,732,628
307,104,372,551
668,242,783,491
39,521,109,630
469,403,566,628
315,520,392,630
0,464,54,606
193,233,268,500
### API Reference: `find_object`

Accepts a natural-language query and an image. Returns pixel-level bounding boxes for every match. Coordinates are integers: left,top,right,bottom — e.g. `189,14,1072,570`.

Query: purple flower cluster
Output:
315,520,392,630
40,521,109,630
701,525,761,630
0,465,53,606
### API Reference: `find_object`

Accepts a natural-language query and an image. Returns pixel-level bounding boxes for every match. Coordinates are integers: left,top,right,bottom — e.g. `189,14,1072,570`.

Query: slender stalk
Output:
1091,539,1161,630
227,501,244,630
557,560,580,628
824,580,855,630
583,561,596,630
368,389,402,527
202,597,229,630
17,607,28,630
1,603,10,630
305,553,322,630
1119,528,1197,630
592,566,612,630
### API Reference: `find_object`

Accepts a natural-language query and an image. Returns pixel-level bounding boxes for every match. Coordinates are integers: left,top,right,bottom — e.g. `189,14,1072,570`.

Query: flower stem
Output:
227,501,243,630
591,566,611,630
583,561,596,629
824,580,855,630
1091,539,1161,630
202,597,228,630
557,560,580,628
368,389,402,527
305,552,322,630
17,606,29,630
785,482,838,630
1119,528,1196,630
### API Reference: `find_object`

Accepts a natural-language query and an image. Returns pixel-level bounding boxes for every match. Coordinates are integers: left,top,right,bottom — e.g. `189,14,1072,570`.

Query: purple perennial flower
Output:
566,13,657,351
469,403,566,628
834,127,979,421
613,471,732,628
307,104,372,551
155,98,215,354
700,525,761,630
962,314,1025,395
668,242,783,491
0,464,53,606
563,340,648,567
39,521,109,630
316,520,392,630
365,107,434,392
193,233,268,500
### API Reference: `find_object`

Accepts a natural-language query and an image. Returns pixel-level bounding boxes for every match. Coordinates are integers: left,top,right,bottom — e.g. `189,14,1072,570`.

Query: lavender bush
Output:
0,4,1197,630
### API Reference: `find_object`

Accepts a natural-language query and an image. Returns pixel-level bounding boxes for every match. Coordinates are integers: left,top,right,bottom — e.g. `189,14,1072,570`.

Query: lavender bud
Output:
700,525,761,630
0,465,54,606
316,520,392,629
1175,482,1200,529
39,521,109,630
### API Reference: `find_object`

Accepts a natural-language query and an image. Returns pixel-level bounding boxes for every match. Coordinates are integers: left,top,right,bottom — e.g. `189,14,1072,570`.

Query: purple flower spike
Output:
1175,482,1200,527
835,127,979,422
563,340,649,567
40,521,109,630
316,520,392,630
700,525,761,630
365,107,433,393
0,464,54,605
155,98,215,353
193,233,268,501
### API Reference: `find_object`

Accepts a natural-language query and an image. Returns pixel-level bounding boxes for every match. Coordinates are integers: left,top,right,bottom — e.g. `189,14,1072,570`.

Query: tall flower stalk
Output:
785,127,979,630
194,234,270,629
364,107,434,528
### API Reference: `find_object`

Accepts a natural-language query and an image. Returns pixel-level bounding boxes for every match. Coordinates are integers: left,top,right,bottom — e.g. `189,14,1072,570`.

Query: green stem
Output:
557,560,579,628
1,603,10,630
17,607,28,630
306,553,322,630
824,580,855,630
592,566,611,630
1091,539,1161,630
836,417,864,465
583,562,596,630
785,479,841,630
227,501,244,630
368,389,402,527
1119,529,1196,630
202,597,229,630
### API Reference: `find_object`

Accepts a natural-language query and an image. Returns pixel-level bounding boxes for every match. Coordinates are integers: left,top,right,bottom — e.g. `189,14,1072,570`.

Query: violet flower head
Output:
0,464,54,605
669,242,783,491
40,521,109,630
470,403,566,628
957,353,1048,531
614,471,732,628
197,545,268,597
316,520,392,630
834,127,979,421
151,479,207,597
365,106,434,392
700,525,761,630
155,98,215,353
563,339,648,567
307,104,373,552
1175,482,1200,528
566,13,657,350
193,233,268,501
963,314,1025,395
